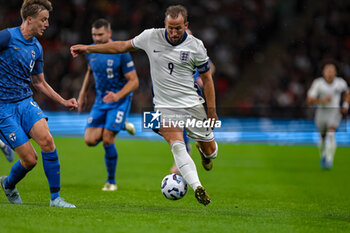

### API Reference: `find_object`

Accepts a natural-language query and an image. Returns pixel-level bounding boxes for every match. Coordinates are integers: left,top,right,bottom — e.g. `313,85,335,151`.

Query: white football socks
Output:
171,141,201,190
326,132,336,163
0,139,5,148
318,138,325,158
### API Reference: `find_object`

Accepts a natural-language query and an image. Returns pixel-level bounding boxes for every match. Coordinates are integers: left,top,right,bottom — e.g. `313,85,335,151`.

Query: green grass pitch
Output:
0,138,350,233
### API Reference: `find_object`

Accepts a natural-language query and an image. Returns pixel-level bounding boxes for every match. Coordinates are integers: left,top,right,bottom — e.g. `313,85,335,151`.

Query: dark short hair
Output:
92,18,111,30
165,5,188,23
20,0,52,21
318,58,339,76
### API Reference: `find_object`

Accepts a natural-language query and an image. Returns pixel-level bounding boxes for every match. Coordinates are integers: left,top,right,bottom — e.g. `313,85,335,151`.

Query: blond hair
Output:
20,0,52,21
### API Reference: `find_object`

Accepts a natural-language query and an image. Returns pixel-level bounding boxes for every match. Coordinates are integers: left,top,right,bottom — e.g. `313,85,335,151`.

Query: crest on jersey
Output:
180,51,190,62
107,59,114,66
88,117,93,124
9,132,16,142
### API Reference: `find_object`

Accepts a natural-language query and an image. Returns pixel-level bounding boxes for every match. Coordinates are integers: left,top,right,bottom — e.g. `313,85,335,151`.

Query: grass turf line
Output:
0,138,349,233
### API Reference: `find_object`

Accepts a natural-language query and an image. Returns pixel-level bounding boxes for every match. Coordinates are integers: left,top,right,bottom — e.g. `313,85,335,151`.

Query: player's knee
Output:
39,134,55,151
85,139,96,147
85,137,99,147
102,137,114,145
102,131,116,145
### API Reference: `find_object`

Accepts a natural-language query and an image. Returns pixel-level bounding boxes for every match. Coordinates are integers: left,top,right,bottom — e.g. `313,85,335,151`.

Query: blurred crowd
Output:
1,0,348,118
247,0,350,118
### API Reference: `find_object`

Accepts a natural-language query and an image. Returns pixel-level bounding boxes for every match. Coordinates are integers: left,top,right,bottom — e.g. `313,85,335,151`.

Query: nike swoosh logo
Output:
153,50,162,53
13,46,20,50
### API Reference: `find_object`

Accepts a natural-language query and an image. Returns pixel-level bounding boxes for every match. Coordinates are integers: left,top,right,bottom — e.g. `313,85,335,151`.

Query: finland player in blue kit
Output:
0,0,77,207
77,19,139,191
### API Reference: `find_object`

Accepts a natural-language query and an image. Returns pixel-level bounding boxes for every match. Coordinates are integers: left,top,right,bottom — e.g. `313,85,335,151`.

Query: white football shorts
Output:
156,104,215,142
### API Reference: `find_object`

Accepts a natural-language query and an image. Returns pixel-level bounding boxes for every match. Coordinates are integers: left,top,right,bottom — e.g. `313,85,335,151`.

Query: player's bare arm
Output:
71,40,137,58
31,73,78,110
78,66,93,113
306,96,332,105
341,91,350,114
200,70,218,124
209,62,216,76
103,70,139,103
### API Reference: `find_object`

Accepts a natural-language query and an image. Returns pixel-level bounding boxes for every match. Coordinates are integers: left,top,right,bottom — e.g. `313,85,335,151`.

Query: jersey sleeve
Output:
31,51,44,75
307,80,319,98
131,29,153,50
0,29,11,51
341,78,349,91
121,52,135,74
193,40,210,74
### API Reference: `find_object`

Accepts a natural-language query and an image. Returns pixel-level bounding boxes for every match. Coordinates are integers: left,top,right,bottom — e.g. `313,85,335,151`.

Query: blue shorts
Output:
0,97,47,149
86,96,132,132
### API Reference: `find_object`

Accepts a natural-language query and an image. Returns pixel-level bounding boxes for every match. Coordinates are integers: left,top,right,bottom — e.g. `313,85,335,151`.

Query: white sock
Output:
318,139,325,158
171,141,201,190
326,132,336,163
0,139,5,148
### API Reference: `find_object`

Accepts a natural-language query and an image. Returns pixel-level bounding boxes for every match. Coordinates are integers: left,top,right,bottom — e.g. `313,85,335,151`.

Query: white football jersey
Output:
131,28,209,108
307,77,348,108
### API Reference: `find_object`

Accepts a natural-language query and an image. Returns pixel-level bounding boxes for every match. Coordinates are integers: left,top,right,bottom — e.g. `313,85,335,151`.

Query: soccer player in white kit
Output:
0,139,14,162
307,61,350,169
71,5,218,205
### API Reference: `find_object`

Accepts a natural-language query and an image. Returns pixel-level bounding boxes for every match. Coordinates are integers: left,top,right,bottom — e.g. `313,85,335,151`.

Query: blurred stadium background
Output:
1,0,349,144
1,2,350,232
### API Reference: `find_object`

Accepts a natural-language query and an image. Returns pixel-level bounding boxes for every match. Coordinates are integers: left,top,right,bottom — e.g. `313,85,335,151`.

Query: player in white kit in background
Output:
0,139,14,162
307,60,350,169
71,5,218,206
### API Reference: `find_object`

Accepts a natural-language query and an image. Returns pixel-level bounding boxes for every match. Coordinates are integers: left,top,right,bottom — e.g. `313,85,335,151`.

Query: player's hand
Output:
321,96,332,104
64,98,78,111
340,107,348,115
70,44,89,58
103,91,121,103
340,102,349,114
207,108,219,130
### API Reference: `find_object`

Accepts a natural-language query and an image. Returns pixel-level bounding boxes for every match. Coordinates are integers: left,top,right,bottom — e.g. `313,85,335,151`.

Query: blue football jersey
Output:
86,47,135,109
0,27,43,102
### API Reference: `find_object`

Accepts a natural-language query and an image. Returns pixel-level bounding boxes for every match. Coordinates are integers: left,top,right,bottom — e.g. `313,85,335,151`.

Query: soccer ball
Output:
161,173,188,200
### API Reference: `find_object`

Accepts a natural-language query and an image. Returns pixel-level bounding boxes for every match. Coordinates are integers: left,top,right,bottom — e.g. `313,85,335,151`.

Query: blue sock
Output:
42,149,60,200
104,143,118,184
5,160,30,189
183,131,190,152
